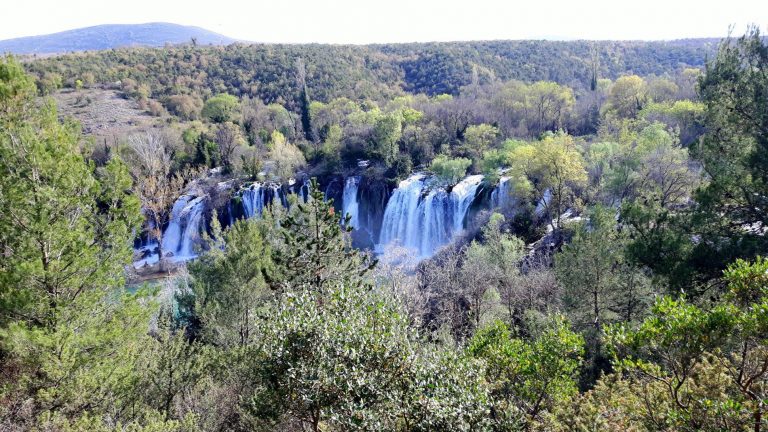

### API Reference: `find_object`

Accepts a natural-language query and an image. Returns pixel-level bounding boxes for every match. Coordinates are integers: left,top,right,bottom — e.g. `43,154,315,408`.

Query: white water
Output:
535,189,552,216
144,173,521,266
377,173,483,258
241,183,285,218
162,195,206,260
342,176,361,228
491,176,513,209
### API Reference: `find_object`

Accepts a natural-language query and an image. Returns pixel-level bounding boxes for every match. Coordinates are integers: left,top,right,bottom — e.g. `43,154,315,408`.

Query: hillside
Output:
0,23,235,54
22,38,720,113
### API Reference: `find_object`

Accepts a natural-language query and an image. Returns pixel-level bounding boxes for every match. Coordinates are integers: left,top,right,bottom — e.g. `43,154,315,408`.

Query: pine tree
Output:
295,58,315,143
0,55,151,426
272,178,375,293
185,215,275,347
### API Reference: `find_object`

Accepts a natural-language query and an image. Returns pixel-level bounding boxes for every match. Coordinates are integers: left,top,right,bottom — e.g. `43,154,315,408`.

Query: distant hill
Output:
25,38,720,106
0,23,236,54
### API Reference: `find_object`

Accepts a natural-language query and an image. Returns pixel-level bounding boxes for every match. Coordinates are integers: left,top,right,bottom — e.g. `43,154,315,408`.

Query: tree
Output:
556,206,653,387
0,55,153,426
461,214,525,330
248,281,415,431
525,81,575,134
462,123,499,164
372,111,403,165
269,130,306,180
185,217,274,347
557,206,652,332
214,121,244,173
508,132,587,230
202,93,240,123
606,75,647,119
430,155,471,185
468,317,584,430
165,94,203,120
605,257,768,431
126,130,191,267
398,347,492,431
647,77,679,103
272,178,375,293
692,27,768,272
0,56,142,328
143,309,206,421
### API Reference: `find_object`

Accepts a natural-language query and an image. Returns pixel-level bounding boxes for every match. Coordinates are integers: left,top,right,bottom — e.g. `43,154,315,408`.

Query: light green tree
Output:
508,131,587,230
202,93,240,123
468,317,584,430
606,75,648,118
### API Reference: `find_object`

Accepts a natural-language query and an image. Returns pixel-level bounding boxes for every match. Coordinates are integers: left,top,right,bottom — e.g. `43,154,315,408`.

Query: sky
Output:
1,0,765,43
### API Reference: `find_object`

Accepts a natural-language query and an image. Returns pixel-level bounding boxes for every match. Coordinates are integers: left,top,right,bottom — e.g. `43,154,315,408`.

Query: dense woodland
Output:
0,27,767,431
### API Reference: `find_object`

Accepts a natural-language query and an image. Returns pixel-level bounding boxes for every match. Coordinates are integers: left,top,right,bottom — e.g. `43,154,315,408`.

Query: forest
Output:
0,26,767,432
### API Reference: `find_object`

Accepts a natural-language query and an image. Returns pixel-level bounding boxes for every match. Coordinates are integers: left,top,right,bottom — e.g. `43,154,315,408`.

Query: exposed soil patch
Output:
52,88,165,144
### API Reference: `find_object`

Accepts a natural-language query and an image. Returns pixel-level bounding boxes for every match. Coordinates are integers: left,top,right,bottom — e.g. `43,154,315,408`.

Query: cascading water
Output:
535,189,552,216
140,172,522,267
241,183,285,218
162,195,206,260
491,176,513,209
161,195,191,256
177,197,206,258
377,173,483,258
291,177,311,203
451,175,484,231
342,176,361,228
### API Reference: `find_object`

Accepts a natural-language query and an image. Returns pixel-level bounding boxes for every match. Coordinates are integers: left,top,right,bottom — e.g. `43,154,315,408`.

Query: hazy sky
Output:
1,0,764,43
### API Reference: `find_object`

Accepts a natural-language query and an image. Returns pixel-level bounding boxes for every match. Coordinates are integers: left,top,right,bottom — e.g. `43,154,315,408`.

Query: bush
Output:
430,155,471,185
202,93,240,123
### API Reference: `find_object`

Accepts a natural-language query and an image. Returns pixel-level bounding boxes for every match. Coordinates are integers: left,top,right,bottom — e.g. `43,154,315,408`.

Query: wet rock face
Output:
351,176,391,250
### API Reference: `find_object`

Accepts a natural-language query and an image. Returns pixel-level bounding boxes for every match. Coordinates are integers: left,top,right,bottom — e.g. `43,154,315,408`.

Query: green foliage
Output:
248,281,415,431
185,217,274,347
272,178,375,293
468,317,584,429
0,56,141,328
0,30,759,432
430,155,471,185
201,93,240,123
640,99,705,145
141,309,207,422
690,26,768,276
557,206,653,330
400,347,492,431
0,55,152,427
605,256,768,431
371,111,403,165
507,131,587,229
269,130,306,179
461,123,499,163
605,75,648,118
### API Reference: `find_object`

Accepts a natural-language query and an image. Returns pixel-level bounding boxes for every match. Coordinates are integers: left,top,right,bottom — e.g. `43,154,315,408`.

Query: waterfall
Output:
177,197,206,258
342,176,361,228
377,173,483,258
161,195,191,256
491,176,513,209
162,195,206,260
451,175,484,232
293,178,311,203
241,182,285,218
535,189,552,216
